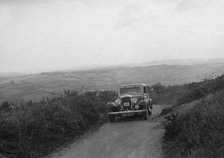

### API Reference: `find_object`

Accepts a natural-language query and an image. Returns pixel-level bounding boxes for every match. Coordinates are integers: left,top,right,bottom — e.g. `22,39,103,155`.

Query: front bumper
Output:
108,109,146,115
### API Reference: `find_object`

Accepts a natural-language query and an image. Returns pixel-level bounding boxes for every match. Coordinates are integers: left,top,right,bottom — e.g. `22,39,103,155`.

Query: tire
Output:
143,110,149,120
147,103,152,115
148,109,152,115
108,114,115,123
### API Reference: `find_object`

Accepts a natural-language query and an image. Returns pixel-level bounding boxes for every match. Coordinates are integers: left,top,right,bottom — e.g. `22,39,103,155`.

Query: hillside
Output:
159,75,224,157
1,62,224,158
0,61,224,102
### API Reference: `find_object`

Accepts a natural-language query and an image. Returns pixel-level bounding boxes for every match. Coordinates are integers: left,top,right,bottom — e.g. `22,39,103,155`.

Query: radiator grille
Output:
121,97,132,110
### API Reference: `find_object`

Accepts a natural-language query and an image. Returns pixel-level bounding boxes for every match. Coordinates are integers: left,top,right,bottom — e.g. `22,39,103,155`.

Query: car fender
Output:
107,102,116,108
139,100,147,108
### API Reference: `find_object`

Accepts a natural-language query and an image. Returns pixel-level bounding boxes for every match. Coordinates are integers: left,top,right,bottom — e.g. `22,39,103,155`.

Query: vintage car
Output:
107,84,153,122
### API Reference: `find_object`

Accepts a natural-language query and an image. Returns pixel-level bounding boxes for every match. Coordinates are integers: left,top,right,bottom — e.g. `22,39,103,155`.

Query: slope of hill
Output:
1,59,224,158
160,75,224,157
0,60,224,102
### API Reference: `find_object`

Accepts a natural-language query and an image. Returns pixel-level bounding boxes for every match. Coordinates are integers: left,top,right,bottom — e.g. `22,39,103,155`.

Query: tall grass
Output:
163,90,224,158
150,83,187,105
0,90,116,158
176,75,224,105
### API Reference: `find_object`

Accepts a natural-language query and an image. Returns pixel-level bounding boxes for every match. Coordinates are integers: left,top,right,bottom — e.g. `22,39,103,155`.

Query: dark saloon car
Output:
107,84,153,122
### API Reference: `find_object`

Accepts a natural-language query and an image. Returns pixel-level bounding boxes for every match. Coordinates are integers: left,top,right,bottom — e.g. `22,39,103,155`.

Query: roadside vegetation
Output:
0,90,116,158
158,75,224,157
1,73,224,158
163,90,224,157
150,75,224,106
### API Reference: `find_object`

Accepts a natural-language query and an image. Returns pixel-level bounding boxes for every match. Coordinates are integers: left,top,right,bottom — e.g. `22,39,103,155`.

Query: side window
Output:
143,86,147,93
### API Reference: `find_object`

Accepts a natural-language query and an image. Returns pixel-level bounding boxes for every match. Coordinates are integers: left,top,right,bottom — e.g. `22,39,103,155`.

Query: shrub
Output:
151,74,224,106
0,102,13,112
0,90,116,158
176,75,224,105
160,106,175,116
163,90,224,158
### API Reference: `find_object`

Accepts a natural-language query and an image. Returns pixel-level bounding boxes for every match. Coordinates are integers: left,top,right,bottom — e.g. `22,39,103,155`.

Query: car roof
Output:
119,84,147,88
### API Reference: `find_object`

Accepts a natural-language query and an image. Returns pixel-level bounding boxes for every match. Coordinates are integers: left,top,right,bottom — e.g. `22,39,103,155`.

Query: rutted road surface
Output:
49,105,165,158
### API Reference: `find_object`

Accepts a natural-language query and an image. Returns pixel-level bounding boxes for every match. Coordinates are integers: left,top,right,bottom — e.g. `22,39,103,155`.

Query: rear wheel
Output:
108,114,115,123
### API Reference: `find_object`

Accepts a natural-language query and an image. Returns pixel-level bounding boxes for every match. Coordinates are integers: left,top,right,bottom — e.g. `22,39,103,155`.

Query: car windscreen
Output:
119,86,142,95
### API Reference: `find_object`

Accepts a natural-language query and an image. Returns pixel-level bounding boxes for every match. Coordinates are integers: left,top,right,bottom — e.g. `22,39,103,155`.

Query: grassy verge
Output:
163,90,224,158
151,75,224,106
0,90,116,158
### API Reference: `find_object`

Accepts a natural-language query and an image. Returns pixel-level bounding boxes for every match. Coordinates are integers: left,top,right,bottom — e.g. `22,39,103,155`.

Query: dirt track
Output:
49,105,165,158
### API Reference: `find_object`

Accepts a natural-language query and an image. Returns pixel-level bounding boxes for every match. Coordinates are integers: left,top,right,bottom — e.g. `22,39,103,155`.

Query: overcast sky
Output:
0,0,224,73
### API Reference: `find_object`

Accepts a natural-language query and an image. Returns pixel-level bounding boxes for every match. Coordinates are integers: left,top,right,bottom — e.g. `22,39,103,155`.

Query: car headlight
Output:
144,96,147,101
132,98,138,104
115,99,121,105
135,104,139,109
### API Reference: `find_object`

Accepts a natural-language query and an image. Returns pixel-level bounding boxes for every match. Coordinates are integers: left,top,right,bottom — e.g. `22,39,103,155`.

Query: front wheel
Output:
148,109,152,116
147,103,152,116
108,114,115,123
143,110,149,120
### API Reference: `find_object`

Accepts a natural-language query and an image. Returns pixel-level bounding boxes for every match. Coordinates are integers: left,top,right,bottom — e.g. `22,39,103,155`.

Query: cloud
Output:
1,0,224,73
151,0,181,5
176,0,210,13
0,4,11,28
115,0,150,28
149,0,211,14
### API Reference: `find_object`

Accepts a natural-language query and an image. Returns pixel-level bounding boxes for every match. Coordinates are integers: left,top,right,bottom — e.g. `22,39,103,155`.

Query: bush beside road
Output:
162,75,224,158
0,90,116,158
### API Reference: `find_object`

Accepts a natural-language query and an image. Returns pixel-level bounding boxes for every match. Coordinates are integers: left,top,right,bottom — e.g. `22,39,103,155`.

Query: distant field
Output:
0,62,224,102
